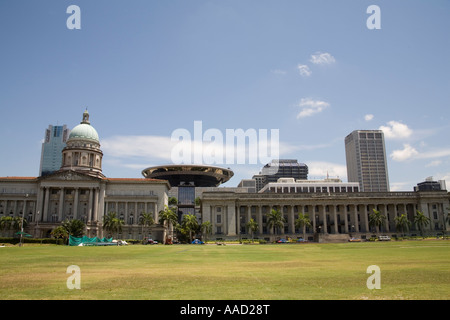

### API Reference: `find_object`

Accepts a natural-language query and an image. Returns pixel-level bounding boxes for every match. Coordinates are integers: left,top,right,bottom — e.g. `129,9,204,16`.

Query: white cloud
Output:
379,121,413,139
297,64,311,77
310,52,336,65
390,144,419,162
296,98,330,119
425,160,442,167
364,114,374,121
306,161,347,180
390,181,415,191
102,134,300,167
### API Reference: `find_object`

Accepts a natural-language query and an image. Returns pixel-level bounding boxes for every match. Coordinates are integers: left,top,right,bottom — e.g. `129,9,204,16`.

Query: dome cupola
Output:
68,109,100,143
60,109,104,178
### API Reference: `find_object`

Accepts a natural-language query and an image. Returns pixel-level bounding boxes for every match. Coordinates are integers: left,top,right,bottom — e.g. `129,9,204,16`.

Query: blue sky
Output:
1,0,449,190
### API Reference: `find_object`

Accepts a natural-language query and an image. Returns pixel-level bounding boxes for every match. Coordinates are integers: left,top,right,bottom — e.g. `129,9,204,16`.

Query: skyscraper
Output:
345,130,390,192
39,124,70,176
260,159,308,183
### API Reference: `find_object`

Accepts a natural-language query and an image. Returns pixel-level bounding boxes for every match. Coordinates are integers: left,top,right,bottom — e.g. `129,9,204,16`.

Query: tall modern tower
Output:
39,124,70,176
345,130,390,192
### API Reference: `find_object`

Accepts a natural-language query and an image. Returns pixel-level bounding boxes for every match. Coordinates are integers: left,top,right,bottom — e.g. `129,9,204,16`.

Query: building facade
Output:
201,189,449,241
0,111,170,241
345,130,390,192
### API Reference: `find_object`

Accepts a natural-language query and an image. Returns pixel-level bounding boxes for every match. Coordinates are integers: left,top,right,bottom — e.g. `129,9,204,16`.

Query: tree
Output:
414,210,430,238
394,213,411,238
103,211,124,239
159,205,178,243
61,219,85,238
201,221,213,243
246,218,259,243
181,214,199,243
51,226,69,242
168,197,178,207
0,216,14,237
13,216,27,233
369,209,386,234
139,212,154,241
266,208,285,238
295,213,312,240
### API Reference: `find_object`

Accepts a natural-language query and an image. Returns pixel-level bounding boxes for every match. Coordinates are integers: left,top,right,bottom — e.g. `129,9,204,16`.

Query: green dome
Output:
68,123,99,142
68,110,99,142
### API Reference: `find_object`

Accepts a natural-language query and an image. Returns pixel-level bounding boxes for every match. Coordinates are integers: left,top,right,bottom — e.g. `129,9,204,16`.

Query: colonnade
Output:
201,192,450,239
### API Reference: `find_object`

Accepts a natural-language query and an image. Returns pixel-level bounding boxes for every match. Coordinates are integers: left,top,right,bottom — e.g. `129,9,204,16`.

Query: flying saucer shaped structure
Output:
141,164,234,187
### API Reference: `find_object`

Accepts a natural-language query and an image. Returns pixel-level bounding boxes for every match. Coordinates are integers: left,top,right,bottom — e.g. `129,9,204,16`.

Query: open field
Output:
0,240,449,300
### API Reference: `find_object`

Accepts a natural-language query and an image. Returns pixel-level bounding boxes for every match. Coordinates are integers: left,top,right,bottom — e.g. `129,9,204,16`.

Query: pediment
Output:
39,170,102,182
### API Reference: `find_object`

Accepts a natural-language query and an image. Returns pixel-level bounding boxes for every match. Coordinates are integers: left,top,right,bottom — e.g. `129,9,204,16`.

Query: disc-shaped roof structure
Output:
141,164,234,187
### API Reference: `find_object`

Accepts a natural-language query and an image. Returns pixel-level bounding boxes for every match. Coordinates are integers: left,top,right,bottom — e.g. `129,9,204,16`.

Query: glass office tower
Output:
39,125,70,176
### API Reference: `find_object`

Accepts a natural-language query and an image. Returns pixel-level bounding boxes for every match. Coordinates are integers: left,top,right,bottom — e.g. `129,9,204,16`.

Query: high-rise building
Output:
345,130,390,192
39,124,70,176
261,159,308,183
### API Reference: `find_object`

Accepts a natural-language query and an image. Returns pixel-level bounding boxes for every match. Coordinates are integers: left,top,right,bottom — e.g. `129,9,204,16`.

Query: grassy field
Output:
0,240,448,300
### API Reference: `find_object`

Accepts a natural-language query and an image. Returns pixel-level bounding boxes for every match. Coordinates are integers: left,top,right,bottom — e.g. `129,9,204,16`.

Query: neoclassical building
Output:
0,111,170,240
201,188,450,241
1,110,449,243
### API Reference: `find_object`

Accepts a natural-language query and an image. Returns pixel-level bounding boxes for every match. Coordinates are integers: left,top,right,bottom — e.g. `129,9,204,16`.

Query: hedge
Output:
0,237,64,245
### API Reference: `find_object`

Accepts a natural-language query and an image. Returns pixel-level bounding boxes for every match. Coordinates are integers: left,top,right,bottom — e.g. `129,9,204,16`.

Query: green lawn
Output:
0,240,448,300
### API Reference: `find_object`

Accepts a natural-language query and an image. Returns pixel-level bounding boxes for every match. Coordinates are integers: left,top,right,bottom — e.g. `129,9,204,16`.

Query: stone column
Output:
344,205,349,233
353,204,359,233
43,188,50,222
88,188,93,222
73,188,79,220
227,203,236,236
93,188,99,222
58,187,64,222
257,205,263,236
322,205,327,234
98,184,105,223
288,205,294,235
333,205,338,234
35,188,43,223
382,204,389,232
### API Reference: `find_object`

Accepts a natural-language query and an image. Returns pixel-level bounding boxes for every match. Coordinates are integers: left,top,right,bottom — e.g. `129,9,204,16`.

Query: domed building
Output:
0,110,170,241
60,109,104,178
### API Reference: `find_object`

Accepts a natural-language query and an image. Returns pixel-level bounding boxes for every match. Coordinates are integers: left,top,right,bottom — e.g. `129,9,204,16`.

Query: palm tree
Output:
139,212,154,241
295,213,312,240
181,214,199,243
61,219,85,238
159,205,178,243
201,221,213,243
414,210,430,238
266,208,285,239
394,213,411,238
13,216,27,233
0,216,14,237
369,209,386,234
103,211,124,239
246,218,259,243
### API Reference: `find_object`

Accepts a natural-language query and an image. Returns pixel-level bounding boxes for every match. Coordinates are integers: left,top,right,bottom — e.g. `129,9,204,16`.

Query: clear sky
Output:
1,0,449,190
